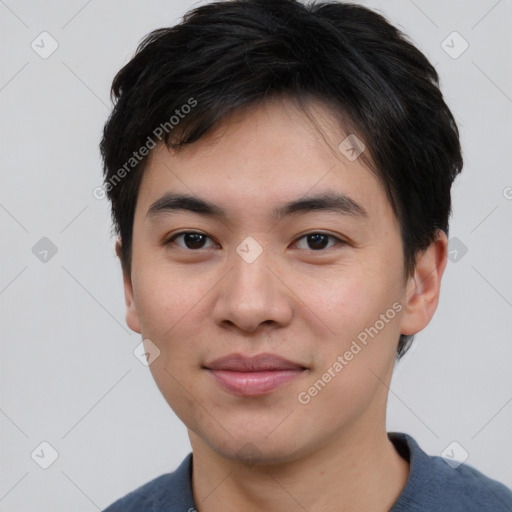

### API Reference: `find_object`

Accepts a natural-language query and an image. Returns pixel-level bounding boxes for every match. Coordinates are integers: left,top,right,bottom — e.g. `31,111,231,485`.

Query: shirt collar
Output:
153,432,430,511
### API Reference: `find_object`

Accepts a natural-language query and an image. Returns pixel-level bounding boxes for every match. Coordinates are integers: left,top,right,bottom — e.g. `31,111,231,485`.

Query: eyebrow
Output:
146,192,368,221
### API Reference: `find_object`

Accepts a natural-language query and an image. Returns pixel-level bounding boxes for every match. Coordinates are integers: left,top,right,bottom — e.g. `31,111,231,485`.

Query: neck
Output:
189,420,409,512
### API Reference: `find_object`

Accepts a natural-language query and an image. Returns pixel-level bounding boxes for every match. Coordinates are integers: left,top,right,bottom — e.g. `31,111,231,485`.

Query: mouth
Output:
203,353,307,397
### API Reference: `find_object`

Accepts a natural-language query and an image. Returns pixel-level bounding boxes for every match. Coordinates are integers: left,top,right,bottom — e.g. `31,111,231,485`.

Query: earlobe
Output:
400,230,448,336
115,238,142,334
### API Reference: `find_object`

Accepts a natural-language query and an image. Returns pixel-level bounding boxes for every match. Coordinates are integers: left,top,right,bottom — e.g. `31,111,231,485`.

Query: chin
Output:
197,427,311,467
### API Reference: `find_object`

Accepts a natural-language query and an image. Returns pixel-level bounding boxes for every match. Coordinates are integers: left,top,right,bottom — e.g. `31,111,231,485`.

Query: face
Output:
120,97,438,464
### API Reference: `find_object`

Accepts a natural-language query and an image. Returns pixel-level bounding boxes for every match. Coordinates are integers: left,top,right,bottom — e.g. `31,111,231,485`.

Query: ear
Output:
115,237,141,334
400,230,448,336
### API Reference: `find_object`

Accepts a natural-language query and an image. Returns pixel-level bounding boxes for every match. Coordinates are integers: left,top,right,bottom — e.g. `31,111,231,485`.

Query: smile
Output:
204,352,307,396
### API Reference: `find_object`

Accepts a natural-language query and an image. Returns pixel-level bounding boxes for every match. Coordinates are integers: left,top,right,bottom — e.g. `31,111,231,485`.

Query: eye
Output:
165,231,344,252
294,232,344,251
166,231,216,250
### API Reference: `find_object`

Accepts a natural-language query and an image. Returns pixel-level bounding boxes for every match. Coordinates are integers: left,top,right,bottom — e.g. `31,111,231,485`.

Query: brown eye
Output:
294,233,343,251
167,232,215,250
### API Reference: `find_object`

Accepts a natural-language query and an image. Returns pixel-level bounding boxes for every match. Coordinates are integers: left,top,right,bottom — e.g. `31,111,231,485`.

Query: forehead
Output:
136,97,392,224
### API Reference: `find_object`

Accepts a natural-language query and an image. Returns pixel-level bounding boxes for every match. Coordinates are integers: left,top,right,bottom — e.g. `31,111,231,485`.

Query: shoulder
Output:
102,453,195,512
102,473,174,511
428,452,512,511
390,432,512,512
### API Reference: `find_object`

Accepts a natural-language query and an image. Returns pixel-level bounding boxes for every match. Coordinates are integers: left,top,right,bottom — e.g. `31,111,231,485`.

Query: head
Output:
100,0,462,463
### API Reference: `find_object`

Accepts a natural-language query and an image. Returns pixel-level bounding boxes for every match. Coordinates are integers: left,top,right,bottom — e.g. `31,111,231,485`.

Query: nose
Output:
212,246,293,333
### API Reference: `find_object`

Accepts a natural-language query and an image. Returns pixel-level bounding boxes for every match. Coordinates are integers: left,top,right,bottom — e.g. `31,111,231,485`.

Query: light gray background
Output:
1,0,511,510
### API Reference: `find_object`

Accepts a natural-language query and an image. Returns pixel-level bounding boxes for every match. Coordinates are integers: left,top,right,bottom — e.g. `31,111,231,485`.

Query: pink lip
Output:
204,353,306,396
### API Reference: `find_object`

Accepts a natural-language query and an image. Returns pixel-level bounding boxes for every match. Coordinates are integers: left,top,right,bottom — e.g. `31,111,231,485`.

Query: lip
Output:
204,353,307,396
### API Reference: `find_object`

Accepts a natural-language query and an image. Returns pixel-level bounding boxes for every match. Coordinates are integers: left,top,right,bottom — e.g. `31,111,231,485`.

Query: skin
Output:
117,96,447,511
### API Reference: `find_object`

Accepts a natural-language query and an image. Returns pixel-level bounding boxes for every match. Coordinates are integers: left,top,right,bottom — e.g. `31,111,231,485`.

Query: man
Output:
100,0,512,510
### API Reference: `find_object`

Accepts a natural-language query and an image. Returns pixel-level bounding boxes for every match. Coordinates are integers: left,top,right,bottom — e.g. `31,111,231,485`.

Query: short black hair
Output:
100,0,463,359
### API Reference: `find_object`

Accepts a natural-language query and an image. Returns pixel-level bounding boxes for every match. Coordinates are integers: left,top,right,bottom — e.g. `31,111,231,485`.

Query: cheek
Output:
131,268,210,396
297,261,404,389
133,262,206,338
300,263,399,336
298,279,401,423
133,266,210,420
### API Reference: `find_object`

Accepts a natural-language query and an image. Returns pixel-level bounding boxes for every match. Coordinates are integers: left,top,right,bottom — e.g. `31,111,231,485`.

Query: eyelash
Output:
164,231,346,252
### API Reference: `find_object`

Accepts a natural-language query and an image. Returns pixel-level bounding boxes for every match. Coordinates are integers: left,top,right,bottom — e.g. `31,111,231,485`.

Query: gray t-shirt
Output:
103,432,512,511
